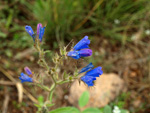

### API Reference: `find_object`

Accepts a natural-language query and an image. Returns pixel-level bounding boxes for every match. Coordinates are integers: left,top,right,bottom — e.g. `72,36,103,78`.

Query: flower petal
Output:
80,76,96,87
79,49,92,57
25,25,36,42
85,66,103,77
37,23,43,35
39,27,46,42
79,62,94,73
25,25,34,37
73,36,90,50
19,72,33,83
67,51,80,59
24,67,33,77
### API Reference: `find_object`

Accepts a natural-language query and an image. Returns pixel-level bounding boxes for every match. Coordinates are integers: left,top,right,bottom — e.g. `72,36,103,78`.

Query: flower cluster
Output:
67,36,103,87
19,67,33,83
19,24,103,88
18,23,104,113
25,23,45,42
67,36,92,59
79,63,103,87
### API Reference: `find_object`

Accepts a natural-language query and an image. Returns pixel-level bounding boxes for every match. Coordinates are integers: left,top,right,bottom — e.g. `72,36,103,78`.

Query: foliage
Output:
1,0,150,56
30,0,150,45
110,92,131,109
1,0,149,112
18,22,101,113
49,107,80,113
0,0,33,57
50,91,129,113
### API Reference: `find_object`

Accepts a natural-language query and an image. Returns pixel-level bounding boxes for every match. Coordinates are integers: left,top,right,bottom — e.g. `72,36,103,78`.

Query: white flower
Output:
113,106,121,113
114,19,120,24
145,29,150,35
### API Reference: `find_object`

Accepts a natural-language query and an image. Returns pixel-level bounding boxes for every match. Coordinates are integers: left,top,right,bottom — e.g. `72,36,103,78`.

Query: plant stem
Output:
49,83,56,103
35,40,73,106
36,42,58,103
48,74,57,103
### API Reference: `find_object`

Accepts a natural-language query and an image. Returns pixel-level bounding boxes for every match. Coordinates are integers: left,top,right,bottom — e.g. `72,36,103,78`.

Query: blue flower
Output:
39,27,46,42
80,76,96,87
85,66,103,77
80,64,103,87
19,72,33,83
67,51,79,59
79,62,94,73
25,25,35,41
67,36,92,59
73,36,90,50
25,23,45,42
67,49,92,59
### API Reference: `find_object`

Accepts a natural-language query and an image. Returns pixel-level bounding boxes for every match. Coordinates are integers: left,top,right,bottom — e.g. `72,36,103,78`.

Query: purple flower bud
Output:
19,72,33,83
78,49,92,57
85,66,103,77
73,36,90,50
24,67,33,77
67,49,92,59
37,23,43,35
79,62,94,73
25,24,46,42
67,36,92,59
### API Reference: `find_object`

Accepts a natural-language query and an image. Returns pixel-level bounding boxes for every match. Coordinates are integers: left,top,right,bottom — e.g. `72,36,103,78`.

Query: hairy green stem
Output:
35,40,73,110
48,74,57,103
35,41,58,104
49,83,56,103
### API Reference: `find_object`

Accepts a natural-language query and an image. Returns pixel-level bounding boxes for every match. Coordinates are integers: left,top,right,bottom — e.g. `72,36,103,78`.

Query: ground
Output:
0,36,150,113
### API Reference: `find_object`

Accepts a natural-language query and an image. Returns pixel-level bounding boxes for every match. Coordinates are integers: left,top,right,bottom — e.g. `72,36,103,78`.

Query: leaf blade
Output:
79,91,90,107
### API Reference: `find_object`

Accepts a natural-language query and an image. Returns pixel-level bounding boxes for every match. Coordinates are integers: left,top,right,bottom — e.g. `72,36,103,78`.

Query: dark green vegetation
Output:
0,0,150,113
1,0,150,51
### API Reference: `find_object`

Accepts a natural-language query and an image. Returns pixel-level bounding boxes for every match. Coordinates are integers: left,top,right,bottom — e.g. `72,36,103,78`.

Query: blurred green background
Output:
0,0,150,113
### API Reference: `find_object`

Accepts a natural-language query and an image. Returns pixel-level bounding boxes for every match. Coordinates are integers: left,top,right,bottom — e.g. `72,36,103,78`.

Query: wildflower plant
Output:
19,23,103,112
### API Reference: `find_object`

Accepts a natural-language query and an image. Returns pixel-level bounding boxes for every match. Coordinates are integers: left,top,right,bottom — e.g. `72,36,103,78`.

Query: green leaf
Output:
44,50,51,54
104,105,112,113
34,104,42,108
38,96,44,104
49,107,80,113
99,107,104,113
5,49,13,57
116,101,125,108
120,109,129,113
79,91,90,107
46,103,54,107
82,108,100,113
63,71,68,80
0,32,7,38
